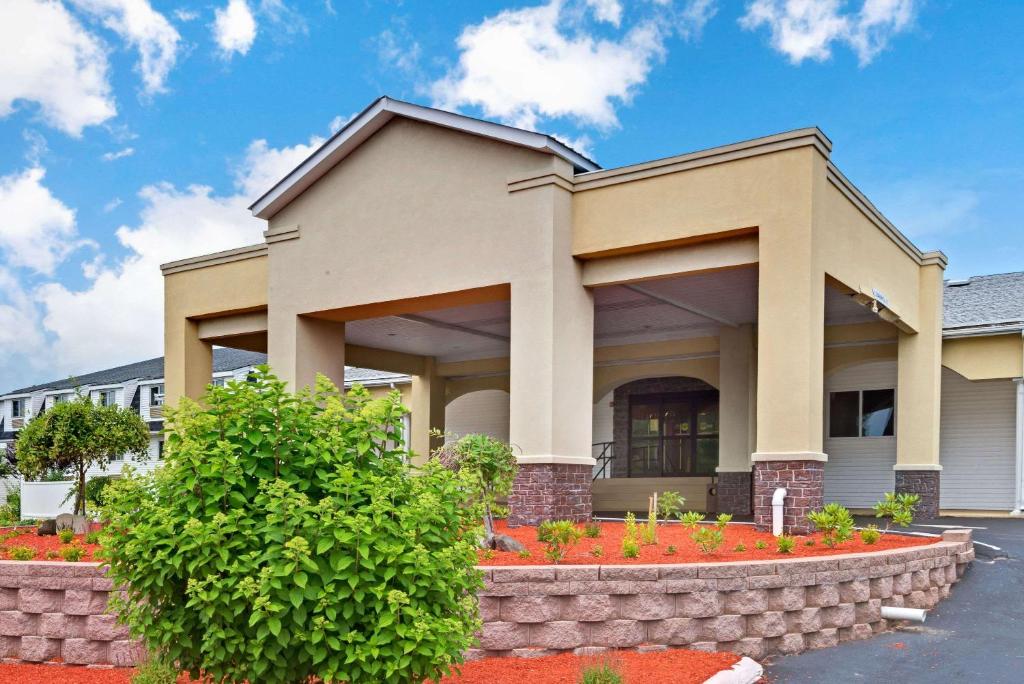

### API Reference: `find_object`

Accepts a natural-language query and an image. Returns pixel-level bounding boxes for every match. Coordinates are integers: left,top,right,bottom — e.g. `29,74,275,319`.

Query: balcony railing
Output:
592,441,614,480
149,405,164,420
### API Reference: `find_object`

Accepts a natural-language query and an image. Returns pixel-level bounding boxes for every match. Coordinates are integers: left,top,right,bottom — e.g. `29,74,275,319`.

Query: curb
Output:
703,657,764,684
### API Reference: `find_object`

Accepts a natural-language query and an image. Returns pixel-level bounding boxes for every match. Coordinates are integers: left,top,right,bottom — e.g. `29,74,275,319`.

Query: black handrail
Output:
592,441,614,480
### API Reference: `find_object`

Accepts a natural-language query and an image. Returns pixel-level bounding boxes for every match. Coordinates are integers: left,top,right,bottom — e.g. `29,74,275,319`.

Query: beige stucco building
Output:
162,97,1024,532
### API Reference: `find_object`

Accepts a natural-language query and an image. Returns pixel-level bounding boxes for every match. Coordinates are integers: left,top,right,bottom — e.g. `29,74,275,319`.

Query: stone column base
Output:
753,461,824,535
507,463,592,527
716,471,753,516
895,469,940,519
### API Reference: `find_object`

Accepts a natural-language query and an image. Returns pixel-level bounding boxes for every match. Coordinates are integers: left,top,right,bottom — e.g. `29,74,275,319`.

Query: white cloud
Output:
0,0,116,136
101,146,135,161
329,113,357,134
584,0,622,26
174,8,199,22
0,167,83,275
431,0,673,131
376,24,422,76
213,0,257,57
235,134,325,200
740,0,916,65
873,179,981,239
103,197,123,212
69,0,182,95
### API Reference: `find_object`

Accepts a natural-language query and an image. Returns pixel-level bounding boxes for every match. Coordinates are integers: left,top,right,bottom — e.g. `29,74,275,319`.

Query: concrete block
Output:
590,620,645,647
676,591,724,618
724,590,768,615
646,617,700,645
561,594,615,622
701,615,746,642
500,596,562,624
618,593,674,620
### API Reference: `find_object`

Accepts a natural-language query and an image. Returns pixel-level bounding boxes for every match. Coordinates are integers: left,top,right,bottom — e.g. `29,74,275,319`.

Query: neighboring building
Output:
161,97,1023,530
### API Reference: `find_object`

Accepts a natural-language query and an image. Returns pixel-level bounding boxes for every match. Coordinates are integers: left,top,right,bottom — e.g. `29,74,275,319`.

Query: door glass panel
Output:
829,391,859,437
662,437,688,475
696,437,719,474
629,438,660,477
696,399,718,435
631,403,660,438
862,389,895,436
663,402,690,436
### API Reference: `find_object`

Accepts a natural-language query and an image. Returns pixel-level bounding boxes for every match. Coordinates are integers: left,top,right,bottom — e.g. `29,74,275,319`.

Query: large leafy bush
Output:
102,369,482,684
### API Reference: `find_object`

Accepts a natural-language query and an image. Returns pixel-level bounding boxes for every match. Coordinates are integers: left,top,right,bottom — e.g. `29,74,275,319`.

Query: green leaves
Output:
873,492,920,532
100,368,482,684
807,502,855,548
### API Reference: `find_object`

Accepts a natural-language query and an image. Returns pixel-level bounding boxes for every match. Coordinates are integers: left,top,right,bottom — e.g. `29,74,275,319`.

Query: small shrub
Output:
804,538,816,547
57,528,74,544
754,540,767,550
85,531,101,545
481,549,494,560
583,522,602,538
807,503,855,548
691,527,724,554
665,545,677,555
131,658,179,684
656,491,685,523
45,550,60,560
621,539,640,558
0,503,16,527
641,521,657,545
61,544,86,562
9,545,35,561
679,511,705,529
733,543,746,552
873,492,920,533
517,549,531,559
590,544,604,558
538,520,582,564
715,513,732,530
490,504,510,520
621,513,641,558
434,431,517,541
579,660,624,684
623,511,639,543
643,496,658,545
776,535,795,554
860,525,881,545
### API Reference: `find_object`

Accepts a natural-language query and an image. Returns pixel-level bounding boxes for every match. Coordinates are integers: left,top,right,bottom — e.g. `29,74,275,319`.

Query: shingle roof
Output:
943,271,1024,332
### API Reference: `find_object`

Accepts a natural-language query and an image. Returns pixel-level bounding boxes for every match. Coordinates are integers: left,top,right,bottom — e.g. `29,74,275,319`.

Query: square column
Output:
507,186,595,526
269,314,345,391
717,324,756,515
409,357,445,464
753,224,826,535
164,317,212,407
895,261,945,518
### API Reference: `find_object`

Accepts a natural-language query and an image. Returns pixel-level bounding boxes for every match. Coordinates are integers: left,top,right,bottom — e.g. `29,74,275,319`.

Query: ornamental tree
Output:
432,431,517,541
101,368,482,684
15,393,149,516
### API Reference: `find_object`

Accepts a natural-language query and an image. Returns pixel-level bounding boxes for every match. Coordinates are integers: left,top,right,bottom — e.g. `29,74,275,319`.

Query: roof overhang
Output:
248,96,601,220
943,323,1024,339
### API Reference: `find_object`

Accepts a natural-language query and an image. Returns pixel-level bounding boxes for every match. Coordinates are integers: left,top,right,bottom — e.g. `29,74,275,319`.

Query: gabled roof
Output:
248,96,601,220
943,271,1024,335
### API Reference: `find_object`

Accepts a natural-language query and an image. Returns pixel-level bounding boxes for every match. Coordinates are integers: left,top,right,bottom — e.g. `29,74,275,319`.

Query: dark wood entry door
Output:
627,391,719,477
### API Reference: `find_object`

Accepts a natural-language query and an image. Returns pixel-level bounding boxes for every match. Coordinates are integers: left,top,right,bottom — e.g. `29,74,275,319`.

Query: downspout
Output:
772,487,787,536
1012,330,1024,516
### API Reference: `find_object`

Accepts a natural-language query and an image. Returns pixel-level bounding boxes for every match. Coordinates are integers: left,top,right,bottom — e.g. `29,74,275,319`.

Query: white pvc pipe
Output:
772,487,787,537
880,606,927,623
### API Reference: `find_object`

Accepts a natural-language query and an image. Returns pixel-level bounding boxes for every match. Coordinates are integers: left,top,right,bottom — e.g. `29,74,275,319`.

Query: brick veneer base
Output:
753,461,824,535
0,561,142,666
508,463,593,526
895,470,940,519
472,530,973,662
716,471,753,516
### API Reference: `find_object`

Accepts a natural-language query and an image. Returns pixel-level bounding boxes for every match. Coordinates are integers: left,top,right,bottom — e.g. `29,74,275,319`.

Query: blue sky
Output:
1,0,1022,389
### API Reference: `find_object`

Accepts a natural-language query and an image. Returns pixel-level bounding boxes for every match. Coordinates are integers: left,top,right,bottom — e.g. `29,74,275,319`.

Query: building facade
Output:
160,97,1024,531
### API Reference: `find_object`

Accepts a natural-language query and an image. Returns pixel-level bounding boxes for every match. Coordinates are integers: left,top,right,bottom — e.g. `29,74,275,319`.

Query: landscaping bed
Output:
0,649,745,684
0,527,100,562
479,520,935,565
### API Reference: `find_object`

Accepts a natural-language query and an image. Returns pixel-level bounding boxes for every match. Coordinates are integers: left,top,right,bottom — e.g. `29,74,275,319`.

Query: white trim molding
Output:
516,455,597,466
1013,378,1024,515
892,463,943,471
751,451,829,462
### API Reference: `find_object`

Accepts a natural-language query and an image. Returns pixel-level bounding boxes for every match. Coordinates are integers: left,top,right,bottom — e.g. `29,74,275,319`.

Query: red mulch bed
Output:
0,527,100,562
0,649,740,684
479,520,935,565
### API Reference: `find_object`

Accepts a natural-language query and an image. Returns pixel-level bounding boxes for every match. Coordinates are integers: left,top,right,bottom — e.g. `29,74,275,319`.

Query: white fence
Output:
20,481,76,519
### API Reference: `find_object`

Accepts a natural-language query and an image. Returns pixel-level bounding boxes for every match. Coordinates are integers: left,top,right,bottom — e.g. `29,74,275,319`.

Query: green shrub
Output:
101,369,482,684
481,548,494,560
517,549,531,559
733,543,746,552
860,525,881,545
873,492,920,533
679,511,705,529
691,527,724,554
85,531,101,545
754,540,767,550
57,528,74,544
665,545,677,555
776,535,795,554
60,544,86,562
433,431,517,541
580,660,623,684
656,491,685,523
9,545,35,561
538,520,582,564
715,513,732,530
583,522,602,538
590,544,603,558
85,475,117,512
804,538,815,547
621,512,640,558
641,518,657,545
490,504,509,520
807,503,855,548
45,550,60,560
621,539,640,558
1,485,20,524
131,658,179,684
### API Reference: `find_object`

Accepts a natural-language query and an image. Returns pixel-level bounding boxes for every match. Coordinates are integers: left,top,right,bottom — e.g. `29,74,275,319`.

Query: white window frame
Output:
150,385,165,407
11,399,24,418
98,390,117,407
827,387,897,439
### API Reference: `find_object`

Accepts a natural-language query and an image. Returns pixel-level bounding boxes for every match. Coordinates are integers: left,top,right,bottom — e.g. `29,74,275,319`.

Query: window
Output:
150,385,164,406
11,399,24,418
157,440,165,459
211,377,227,388
627,391,719,477
98,390,117,407
828,389,895,438
53,394,70,404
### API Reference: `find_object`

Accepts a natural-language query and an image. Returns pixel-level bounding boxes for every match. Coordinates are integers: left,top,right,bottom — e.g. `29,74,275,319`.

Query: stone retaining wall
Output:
0,561,140,666
472,530,974,661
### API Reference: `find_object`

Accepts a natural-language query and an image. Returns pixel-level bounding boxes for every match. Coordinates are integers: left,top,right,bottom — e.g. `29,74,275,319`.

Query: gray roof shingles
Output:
943,271,1024,331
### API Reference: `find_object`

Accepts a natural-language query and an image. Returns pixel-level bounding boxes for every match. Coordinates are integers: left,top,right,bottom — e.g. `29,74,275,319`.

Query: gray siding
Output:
939,369,1016,511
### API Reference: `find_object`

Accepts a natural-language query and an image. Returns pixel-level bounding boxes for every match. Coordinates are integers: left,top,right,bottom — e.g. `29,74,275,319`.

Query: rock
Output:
55,513,75,531
492,533,526,553
37,519,57,536
71,515,89,534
